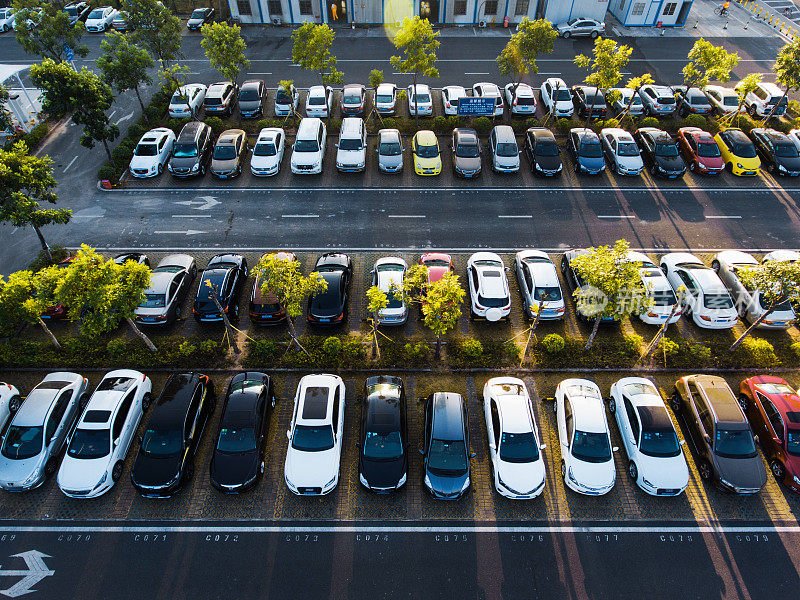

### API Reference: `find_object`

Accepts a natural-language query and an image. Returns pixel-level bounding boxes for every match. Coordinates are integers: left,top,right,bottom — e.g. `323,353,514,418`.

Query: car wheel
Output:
45,458,58,477
260,460,266,474
590,30,599,38
111,460,124,483
689,161,695,172
608,399,616,414
669,391,682,413
560,460,566,478
78,392,90,410
157,163,163,175
748,105,756,117
562,31,570,38
737,394,749,412
8,395,21,413
771,460,785,481
141,392,152,412
628,461,638,480
697,460,713,481
711,260,721,273
200,164,206,176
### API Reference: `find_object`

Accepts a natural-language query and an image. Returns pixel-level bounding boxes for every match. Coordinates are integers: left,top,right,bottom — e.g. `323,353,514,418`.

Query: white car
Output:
0,8,15,32
703,85,743,115
472,82,504,117
609,377,689,497
0,382,21,431
489,125,520,173
625,251,681,326
274,84,299,117
600,128,643,176
305,85,333,118
291,117,326,175
0,373,87,493
504,83,537,115
375,83,397,115
407,84,433,116
84,6,118,32
442,85,467,116
168,84,207,118
284,374,345,496
555,17,605,38
555,379,616,496
763,249,800,265
608,88,645,117
483,377,546,499
467,252,511,322
540,78,573,118
659,252,738,329
57,370,152,499
335,117,366,173
129,128,175,178
250,127,285,177
371,257,408,325
514,250,565,321
713,250,796,329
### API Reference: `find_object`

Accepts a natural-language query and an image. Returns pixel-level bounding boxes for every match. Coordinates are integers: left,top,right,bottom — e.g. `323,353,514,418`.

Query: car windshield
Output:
653,289,678,306
141,427,183,457
759,294,791,311
639,425,681,458
385,288,403,309
428,438,467,475
424,258,450,267
579,141,603,158
732,142,757,158
535,141,559,156
291,424,334,452
697,142,721,158
294,139,319,152
240,88,260,101
343,94,361,105
216,427,257,453
173,143,198,158
135,143,158,157
308,96,325,105
88,9,104,18
555,89,572,101
775,143,799,158
413,94,431,104
1,426,43,460
140,293,166,308
723,96,739,106
617,142,640,156
517,96,535,106
769,96,788,106
339,138,363,151
65,7,80,16
276,90,292,102
499,431,539,463
571,430,612,463
416,143,438,158
379,142,401,156
704,293,734,309
253,142,276,157
376,94,393,103
714,428,757,459
191,8,206,18
67,428,110,459
363,430,403,460
456,144,479,158
534,286,562,301
787,430,800,457
658,97,675,105
496,142,518,157
213,145,237,160
655,143,679,157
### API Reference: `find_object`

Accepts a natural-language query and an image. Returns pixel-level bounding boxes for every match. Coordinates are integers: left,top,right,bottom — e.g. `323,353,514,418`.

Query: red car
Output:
677,127,725,175
739,375,800,492
41,254,76,319
419,253,454,284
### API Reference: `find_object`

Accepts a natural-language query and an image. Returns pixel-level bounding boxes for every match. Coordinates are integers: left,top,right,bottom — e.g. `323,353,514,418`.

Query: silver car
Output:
377,129,404,173
0,372,87,492
555,18,604,38
135,254,197,326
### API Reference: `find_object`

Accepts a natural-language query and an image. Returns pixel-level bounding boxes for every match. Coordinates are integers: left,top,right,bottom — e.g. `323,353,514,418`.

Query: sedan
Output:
341,83,366,116
451,127,481,178
305,85,333,118
372,257,409,325
514,250,565,321
420,252,454,284
483,377,546,499
555,17,604,38
625,251,680,326
442,85,467,115
421,392,472,500
607,87,645,117
250,127,285,177
412,130,441,176
63,2,90,25
540,78,573,117
250,252,296,325
210,372,274,493
274,84,299,117
504,83,537,115
676,126,724,175
704,85,742,115
129,127,175,178
571,86,606,119
751,128,800,176
376,128,403,173
131,373,215,497
168,84,206,118
408,84,433,116
524,127,562,176
609,377,689,496
660,252,738,329
634,127,686,178
714,128,761,176
187,7,214,30
210,129,248,179
561,249,618,326
375,83,397,115
673,86,713,116
601,127,643,176
359,376,408,493
472,82,504,117
193,254,248,322
0,8,14,32
568,128,605,175
238,79,266,118
307,253,353,325
135,254,197,326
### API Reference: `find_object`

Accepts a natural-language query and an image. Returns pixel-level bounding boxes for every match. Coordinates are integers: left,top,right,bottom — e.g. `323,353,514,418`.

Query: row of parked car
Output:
45,248,799,332
0,370,795,500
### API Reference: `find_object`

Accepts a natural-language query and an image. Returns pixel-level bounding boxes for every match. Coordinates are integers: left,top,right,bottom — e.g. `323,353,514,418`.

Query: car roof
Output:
409,84,430,92
207,82,232,95
308,85,327,95
378,128,401,142
147,271,176,293
340,117,363,135
691,375,746,425
14,386,62,426
150,372,201,428
343,83,365,93
722,128,751,143
297,118,322,136
365,381,402,434
572,128,599,141
431,392,465,440
527,127,556,141
454,128,478,144
475,82,500,93
493,125,515,141
241,79,262,89
758,82,783,94
562,380,606,432
216,130,244,144
754,128,790,143
511,83,534,96
376,83,396,91
415,130,437,144
257,127,282,142
297,374,338,424
208,253,242,267
177,120,206,139
526,259,559,286
315,252,349,269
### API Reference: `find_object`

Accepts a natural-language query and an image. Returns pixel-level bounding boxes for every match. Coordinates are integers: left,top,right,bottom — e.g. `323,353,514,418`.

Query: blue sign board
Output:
457,97,496,117
64,46,73,61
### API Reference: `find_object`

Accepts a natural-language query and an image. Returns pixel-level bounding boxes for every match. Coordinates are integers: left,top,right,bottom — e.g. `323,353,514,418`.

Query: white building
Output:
608,0,693,26
535,0,610,24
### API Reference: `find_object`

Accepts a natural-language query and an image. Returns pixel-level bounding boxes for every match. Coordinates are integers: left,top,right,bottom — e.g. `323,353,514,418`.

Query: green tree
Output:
96,31,154,116
681,39,739,91
574,37,632,122
404,264,465,360
619,73,654,123
497,18,556,92
124,0,183,66
366,285,388,360
725,73,761,126
200,21,250,86
390,16,440,125
569,240,649,350
0,269,60,348
277,79,300,125
730,261,800,350
637,287,685,365
0,141,70,262
0,84,13,134
251,253,327,357
768,39,800,122
12,0,88,62
291,23,344,88
369,69,384,91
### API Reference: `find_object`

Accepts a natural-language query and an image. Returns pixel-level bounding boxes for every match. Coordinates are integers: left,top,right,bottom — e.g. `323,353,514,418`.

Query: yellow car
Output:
412,130,442,176
714,128,761,176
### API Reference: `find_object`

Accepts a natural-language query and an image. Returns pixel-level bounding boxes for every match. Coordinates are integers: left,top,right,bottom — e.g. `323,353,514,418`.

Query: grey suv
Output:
421,392,473,499
451,128,482,178
239,79,266,118
168,121,213,178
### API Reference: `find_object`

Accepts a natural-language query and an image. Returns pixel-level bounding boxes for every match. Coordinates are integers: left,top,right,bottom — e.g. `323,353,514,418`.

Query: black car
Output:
193,254,248,322
634,127,687,178
672,86,713,117
131,373,215,498
210,372,275,493
560,249,619,326
571,85,606,119
307,253,353,325
568,128,605,175
750,128,800,176
341,84,367,116
359,376,408,493
113,252,149,267
187,7,214,30
168,121,213,178
421,392,472,500
524,127,562,176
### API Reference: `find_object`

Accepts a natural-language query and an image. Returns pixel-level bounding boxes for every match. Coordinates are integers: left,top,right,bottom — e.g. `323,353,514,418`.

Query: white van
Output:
291,118,326,175
335,117,367,173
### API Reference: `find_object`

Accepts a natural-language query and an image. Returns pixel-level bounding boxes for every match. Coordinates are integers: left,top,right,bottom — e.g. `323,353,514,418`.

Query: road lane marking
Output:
172,214,212,218
598,215,636,219
388,214,426,218
107,185,800,193
498,215,532,218
153,230,206,235
281,214,319,218
250,72,272,75
81,246,800,254
62,155,79,173
706,215,743,219
464,72,490,75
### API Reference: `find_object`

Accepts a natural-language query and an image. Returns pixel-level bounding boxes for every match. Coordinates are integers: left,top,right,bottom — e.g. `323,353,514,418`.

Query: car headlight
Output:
719,477,733,489
396,472,406,488
424,474,432,489
323,476,337,490
359,472,368,487
567,467,577,483
22,467,41,486
190,163,199,172
460,477,470,493
284,475,297,491
779,164,787,172
642,477,654,488
794,475,800,485
95,471,108,488
736,163,744,169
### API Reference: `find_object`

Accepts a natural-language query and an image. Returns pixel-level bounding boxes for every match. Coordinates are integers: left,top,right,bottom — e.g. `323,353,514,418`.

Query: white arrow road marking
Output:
0,550,55,598
153,230,206,235
174,196,220,210
115,111,134,125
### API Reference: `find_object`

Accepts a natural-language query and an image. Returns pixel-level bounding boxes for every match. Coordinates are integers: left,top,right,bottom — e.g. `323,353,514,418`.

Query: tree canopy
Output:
497,17,556,88
200,21,250,86
682,38,739,90
574,37,633,108
291,23,344,87
404,264,465,359
96,31,155,114
124,0,183,65
390,16,439,122
12,0,88,62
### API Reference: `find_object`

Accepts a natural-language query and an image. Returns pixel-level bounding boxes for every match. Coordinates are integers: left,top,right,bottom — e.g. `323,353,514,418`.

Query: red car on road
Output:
739,375,800,492
677,127,725,175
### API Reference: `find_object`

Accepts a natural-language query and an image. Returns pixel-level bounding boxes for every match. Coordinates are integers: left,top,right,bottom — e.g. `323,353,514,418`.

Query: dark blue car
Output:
569,128,606,175
421,392,473,500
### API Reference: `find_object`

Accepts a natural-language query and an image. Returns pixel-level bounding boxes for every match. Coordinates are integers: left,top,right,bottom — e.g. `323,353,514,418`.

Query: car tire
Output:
8,394,21,413
737,394,749,412
608,399,616,414
771,460,785,481
200,164,206,176
628,461,638,480
562,31,570,38
560,460,566,477
711,260,720,273
111,460,124,482
669,391,682,413
78,392,90,410
697,459,713,481
45,458,58,477
590,30,599,38
141,392,152,412
157,163,163,175
748,105,756,117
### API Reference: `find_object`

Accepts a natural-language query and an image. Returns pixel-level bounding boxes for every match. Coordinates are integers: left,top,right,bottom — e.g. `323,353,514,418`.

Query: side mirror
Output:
138,435,143,446
679,439,686,446
488,441,495,450
334,143,339,148
286,429,292,440
612,446,619,452
418,448,425,455
469,451,477,458
703,433,711,445
540,443,547,450
753,435,759,444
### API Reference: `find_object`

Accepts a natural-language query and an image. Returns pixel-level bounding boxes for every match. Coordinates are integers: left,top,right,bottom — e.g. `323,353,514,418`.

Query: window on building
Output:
299,0,313,14
631,2,645,15
484,0,498,15
515,0,530,15
268,0,282,15
454,0,467,15
237,0,252,15
663,2,677,15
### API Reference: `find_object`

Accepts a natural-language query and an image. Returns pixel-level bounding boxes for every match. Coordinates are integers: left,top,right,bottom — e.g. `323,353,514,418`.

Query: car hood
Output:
636,453,689,490
291,152,321,166
360,454,406,489
380,154,403,168
416,155,441,168
776,155,800,171
210,450,259,487
131,452,182,488
655,156,685,171
129,156,158,170
0,454,44,486
426,469,468,497
251,155,280,168
211,158,240,171
337,149,365,163
697,156,725,170
570,457,615,489
309,295,343,318
533,154,561,170
57,455,110,490
170,156,200,169
134,306,168,318
285,446,339,488
239,100,261,110
617,155,644,169
455,156,481,170
187,17,204,25
714,454,767,490
496,458,546,494
495,154,520,167
579,156,605,170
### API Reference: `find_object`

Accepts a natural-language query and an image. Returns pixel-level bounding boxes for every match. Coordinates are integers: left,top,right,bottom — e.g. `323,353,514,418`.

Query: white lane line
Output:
598,215,636,219
388,214,426,218
82,246,800,254
108,110,117,119
498,215,532,219
153,229,206,235
110,186,800,193
706,215,743,219
464,72,490,75
62,155,79,173
392,72,413,75
282,214,319,218
172,214,212,218
250,72,272,75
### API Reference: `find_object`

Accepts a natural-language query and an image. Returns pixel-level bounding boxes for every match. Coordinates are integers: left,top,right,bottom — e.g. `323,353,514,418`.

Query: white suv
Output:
467,252,511,322
291,118,326,175
375,83,397,115
85,6,118,31
472,82,505,117
284,374,346,496
739,81,788,118
407,84,433,116
504,83,537,115
336,117,367,172
129,128,175,178
371,257,408,325
168,84,206,118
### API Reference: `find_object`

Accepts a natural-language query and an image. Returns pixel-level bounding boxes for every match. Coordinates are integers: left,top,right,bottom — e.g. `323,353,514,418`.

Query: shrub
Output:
28,244,69,271
525,117,541,129
145,104,165,122
404,341,432,366
244,339,281,366
460,337,484,359
641,116,659,129
167,117,190,134
556,118,572,135
622,334,643,356
731,114,758,134
771,119,794,134
542,333,565,354
322,336,342,358
178,340,196,356
471,117,492,135
97,164,117,181
126,123,146,141
792,342,800,359
432,115,448,134
341,338,366,365
106,338,127,357
10,122,50,152
738,337,779,367
789,99,800,118
205,117,226,135
111,140,136,163
682,114,708,130
689,343,712,363
199,339,221,356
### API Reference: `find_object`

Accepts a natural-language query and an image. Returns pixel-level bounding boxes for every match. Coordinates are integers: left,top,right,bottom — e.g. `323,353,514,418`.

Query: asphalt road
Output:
0,521,794,599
